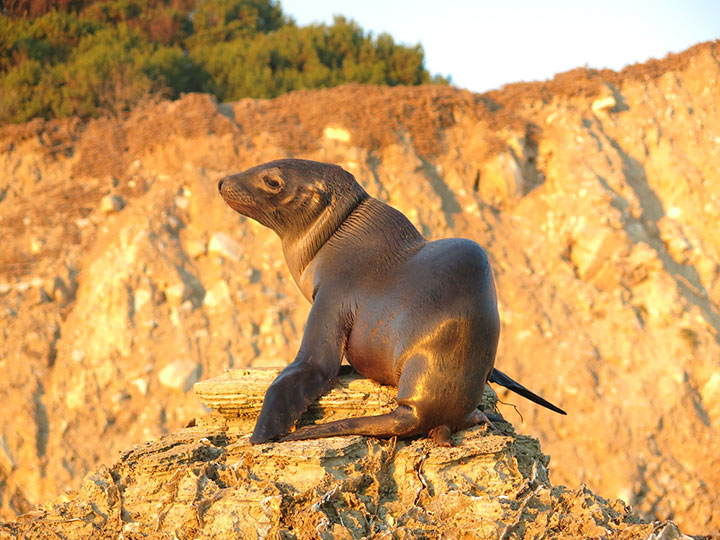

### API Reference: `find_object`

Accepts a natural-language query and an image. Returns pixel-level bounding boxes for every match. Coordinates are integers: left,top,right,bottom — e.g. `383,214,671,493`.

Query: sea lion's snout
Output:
218,174,249,212
218,174,236,199
218,173,241,196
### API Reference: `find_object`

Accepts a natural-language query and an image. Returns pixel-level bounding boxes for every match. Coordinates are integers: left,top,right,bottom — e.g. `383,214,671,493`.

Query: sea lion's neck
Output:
282,189,369,290
328,197,426,262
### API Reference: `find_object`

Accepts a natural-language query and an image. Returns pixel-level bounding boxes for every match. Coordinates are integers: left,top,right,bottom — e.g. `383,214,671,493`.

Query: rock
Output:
158,360,202,392
184,237,207,258
592,95,617,113
99,194,125,213
0,370,689,539
570,224,629,283
203,280,231,309
207,232,243,261
195,368,470,425
29,236,44,253
323,125,351,142
632,272,679,320
164,281,186,307
131,377,149,396
479,152,525,205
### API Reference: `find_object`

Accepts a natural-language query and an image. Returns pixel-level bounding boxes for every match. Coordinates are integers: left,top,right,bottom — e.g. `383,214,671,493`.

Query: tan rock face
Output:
1,41,719,535
1,427,668,540
0,371,689,539
0,425,638,539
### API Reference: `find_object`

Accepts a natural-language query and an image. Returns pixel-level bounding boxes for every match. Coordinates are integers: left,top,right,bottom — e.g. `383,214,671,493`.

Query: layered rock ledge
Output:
0,370,692,539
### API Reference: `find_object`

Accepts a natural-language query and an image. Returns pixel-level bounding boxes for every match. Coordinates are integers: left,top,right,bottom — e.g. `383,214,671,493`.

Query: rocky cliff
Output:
0,370,695,539
1,40,719,535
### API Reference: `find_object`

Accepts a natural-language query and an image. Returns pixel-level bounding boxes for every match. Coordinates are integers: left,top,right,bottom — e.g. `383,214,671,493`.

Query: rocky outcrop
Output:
1,41,719,535
0,371,692,539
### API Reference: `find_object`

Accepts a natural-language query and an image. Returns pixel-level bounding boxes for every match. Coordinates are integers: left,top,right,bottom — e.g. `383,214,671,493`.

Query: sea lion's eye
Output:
263,176,282,190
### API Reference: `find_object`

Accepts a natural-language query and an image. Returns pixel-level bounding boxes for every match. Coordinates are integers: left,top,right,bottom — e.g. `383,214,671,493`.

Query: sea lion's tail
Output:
488,368,567,415
280,405,420,441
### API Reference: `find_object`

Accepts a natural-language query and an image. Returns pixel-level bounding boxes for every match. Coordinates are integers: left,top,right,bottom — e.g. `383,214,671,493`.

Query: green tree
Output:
0,0,445,123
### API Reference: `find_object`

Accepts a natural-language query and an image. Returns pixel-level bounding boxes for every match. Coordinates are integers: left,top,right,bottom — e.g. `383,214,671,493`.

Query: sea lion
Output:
218,158,565,446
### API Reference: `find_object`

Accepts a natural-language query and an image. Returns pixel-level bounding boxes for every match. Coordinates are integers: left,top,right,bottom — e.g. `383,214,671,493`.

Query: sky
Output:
280,0,720,93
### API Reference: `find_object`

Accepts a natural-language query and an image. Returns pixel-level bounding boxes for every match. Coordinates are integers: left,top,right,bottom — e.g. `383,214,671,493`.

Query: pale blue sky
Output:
281,0,720,92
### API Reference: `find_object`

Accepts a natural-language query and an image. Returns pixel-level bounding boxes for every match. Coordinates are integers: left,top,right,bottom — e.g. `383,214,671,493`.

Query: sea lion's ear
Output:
259,168,284,193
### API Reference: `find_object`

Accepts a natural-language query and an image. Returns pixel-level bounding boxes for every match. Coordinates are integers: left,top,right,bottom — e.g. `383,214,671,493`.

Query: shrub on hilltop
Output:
0,0,446,123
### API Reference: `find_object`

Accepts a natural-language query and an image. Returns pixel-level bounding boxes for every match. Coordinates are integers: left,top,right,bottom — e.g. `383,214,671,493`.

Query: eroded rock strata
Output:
0,372,691,539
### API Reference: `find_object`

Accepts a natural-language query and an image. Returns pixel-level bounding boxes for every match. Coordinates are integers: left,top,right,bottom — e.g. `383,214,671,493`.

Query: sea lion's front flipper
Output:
250,293,349,443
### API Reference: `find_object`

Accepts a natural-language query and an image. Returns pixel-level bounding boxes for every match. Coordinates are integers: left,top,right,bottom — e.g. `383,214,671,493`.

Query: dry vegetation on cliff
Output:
1,40,719,537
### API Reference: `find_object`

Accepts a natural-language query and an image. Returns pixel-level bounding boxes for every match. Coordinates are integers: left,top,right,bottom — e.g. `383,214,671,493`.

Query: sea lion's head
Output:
218,159,367,237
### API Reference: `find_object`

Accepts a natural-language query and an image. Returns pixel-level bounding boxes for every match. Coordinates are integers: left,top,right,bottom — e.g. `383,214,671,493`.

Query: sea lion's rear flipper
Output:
488,368,567,415
280,405,420,441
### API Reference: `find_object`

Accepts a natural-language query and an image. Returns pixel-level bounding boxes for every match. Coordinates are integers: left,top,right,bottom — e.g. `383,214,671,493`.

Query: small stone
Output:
204,280,231,308
479,152,525,204
185,238,207,259
323,125,351,143
134,288,152,313
159,360,202,392
592,95,616,113
132,377,149,396
164,282,186,307
208,232,243,262
100,194,126,213
570,225,628,281
123,522,141,534
30,236,45,253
